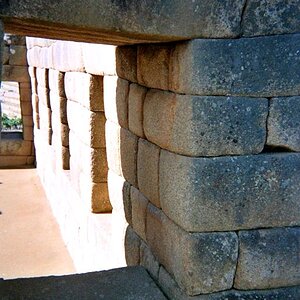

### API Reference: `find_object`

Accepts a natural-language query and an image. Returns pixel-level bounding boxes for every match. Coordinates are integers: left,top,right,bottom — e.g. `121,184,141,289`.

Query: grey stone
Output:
0,266,167,299
1,1,245,45
131,186,148,241
9,45,28,66
235,227,300,289
125,226,141,266
123,181,132,226
116,46,137,82
158,266,300,300
140,241,160,281
267,96,300,151
160,150,300,232
2,45,10,64
137,138,160,207
146,203,238,296
1,65,30,82
144,90,268,156
242,0,300,37
170,34,300,97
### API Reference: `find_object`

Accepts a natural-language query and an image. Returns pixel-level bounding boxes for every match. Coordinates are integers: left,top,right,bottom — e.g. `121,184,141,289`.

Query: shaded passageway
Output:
0,166,75,279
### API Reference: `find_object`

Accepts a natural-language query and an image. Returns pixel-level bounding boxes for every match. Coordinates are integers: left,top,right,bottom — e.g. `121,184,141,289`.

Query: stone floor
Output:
0,166,75,279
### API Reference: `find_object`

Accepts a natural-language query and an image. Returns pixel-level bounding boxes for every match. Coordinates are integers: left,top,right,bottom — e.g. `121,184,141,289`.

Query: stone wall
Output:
26,37,126,272
0,33,34,167
117,37,300,298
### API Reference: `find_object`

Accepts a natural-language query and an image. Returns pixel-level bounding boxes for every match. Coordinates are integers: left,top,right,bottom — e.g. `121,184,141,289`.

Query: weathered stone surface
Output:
0,140,31,156
158,266,300,300
137,45,171,90
116,46,137,82
144,90,268,156
67,100,106,148
0,266,167,300
235,227,300,289
104,77,129,129
20,100,33,116
23,126,33,141
267,96,300,151
49,69,66,97
105,121,138,186
128,83,147,138
0,156,29,167
82,43,116,75
137,138,160,208
37,85,50,107
19,87,32,102
125,226,141,266
2,45,10,65
49,91,67,124
170,34,300,97
1,65,30,82
64,72,103,111
36,67,48,88
146,203,238,296
9,45,27,66
131,186,148,241
242,0,300,37
61,124,69,147
140,241,160,281
61,145,70,170
28,66,37,95
160,150,300,232
1,1,245,44
22,115,33,127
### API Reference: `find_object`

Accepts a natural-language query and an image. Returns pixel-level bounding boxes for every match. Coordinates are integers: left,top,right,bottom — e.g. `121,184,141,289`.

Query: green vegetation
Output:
1,114,23,130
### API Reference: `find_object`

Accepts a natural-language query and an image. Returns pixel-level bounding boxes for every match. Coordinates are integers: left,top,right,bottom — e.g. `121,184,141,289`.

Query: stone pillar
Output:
116,31,300,298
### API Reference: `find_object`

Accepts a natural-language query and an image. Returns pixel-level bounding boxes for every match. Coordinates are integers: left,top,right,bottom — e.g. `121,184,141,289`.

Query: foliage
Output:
1,114,23,130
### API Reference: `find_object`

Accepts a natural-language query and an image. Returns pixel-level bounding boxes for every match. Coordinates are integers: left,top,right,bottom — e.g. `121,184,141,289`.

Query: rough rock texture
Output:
242,0,300,37
125,226,141,266
235,227,300,289
140,241,160,281
144,90,268,156
1,0,245,44
0,266,167,300
158,266,300,300
170,34,300,97
116,46,137,82
160,150,300,232
146,203,238,296
267,96,300,151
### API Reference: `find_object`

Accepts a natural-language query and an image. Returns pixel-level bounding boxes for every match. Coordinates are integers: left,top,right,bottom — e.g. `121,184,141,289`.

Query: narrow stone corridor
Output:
0,166,75,279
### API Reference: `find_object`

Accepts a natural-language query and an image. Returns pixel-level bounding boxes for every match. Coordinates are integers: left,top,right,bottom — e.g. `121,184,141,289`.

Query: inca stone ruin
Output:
0,1,299,299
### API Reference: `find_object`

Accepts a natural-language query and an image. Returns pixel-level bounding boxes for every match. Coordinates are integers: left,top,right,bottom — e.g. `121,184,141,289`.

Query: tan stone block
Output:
128,83,147,138
104,77,129,128
9,45,28,66
26,47,41,68
67,100,106,148
61,146,70,170
49,91,68,124
137,138,160,208
105,121,138,186
22,115,33,127
82,43,116,76
26,156,35,165
64,72,103,111
38,102,52,130
1,65,30,82
36,68,48,88
61,124,69,147
20,101,33,116
137,44,171,90
19,82,31,89
52,40,84,72
23,126,34,141
0,140,32,156
39,46,54,69
31,93,39,113
131,186,148,241
28,66,37,95
3,46,10,64
37,85,50,107
49,69,66,97
0,156,28,167
19,87,31,102
116,46,137,83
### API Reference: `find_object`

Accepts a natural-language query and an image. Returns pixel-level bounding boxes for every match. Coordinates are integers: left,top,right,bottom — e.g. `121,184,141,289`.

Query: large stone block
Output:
137,138,160,208
158,266,300,300
20,100,33,116
140,241,160,281
146,203,238,296
49,91,67,125
37,85,50,107
48,69,66,98
160,150,300,232
1,65,30,82
170,34,300,97
104,77,129,128
137,45,171,90
36,67,48,88
0,140,31,156
26,46,41,68
0,156,28,167
19,87,32,102
67,100,106,148
144,90,268,156
267,96,300,151
128,83,147,138
130,186,148,241
9,45,27,66
82,43,116,76
125,226,141,266
105,121,138,186
235,227,300,289
116,46,137,83
2,46,9,65
64,72,103,111
242,0,300,37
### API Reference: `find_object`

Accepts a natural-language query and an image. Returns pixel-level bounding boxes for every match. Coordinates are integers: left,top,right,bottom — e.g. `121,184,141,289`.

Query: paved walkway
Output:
0,166,75,279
